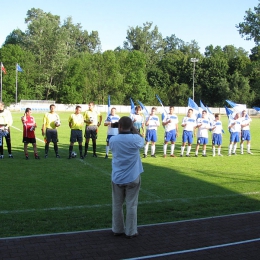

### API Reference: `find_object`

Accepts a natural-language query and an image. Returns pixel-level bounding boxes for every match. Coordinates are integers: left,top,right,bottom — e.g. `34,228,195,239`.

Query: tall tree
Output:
0,44,36,103
123,22,165,65
236,3,260,45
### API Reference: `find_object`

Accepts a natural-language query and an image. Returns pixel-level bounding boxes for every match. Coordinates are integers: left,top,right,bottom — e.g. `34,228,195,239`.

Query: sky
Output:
0,0,258,54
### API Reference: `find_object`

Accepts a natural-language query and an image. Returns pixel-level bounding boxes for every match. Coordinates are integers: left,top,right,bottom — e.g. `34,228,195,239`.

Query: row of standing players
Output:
137,106,252,158
0,101,141,238
0,101,253,159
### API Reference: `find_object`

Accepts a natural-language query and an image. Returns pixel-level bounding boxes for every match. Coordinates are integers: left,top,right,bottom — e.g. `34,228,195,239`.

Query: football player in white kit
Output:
194,110,211,157
162,106,178,157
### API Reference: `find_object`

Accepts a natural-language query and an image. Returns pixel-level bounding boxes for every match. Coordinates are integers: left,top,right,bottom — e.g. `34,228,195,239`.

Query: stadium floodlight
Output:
190,58,199,101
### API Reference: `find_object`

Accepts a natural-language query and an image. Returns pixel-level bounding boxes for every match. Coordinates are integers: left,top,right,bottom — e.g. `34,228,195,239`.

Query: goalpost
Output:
20,100,55,113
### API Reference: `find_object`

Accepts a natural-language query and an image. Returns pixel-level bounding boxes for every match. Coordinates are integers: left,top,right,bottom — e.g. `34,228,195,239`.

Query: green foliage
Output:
236,3,260,44
1,6,260,106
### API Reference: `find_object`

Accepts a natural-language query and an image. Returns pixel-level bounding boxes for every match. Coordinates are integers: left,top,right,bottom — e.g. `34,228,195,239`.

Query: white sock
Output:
106,146,109,155
171,144,175,155
144,143,149,155
247,144,251,152
229,144,232,154
163,144,167,154
240,144,244,153
181,146,185,155
203,150,206,155
151,145,155,155
187,146,191,155
218,148,221,155
233,143,237,153
212,147,216,155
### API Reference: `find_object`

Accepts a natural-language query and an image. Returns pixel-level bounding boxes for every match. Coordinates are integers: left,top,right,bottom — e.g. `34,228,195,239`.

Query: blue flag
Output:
225,106,233,117
226,100,237,108
200,100,207,110
226,100,247,116
130,98,135,114
188,98,199,111
155,94,167,122
188,98,199,118
253,106,260,112
137,100,149,118
206,106,213,114
16,64,23,72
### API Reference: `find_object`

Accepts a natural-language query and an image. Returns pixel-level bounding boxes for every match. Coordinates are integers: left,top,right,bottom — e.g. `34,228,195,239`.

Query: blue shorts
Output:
106,135,115,143
145,129,157,142
230,132,240,143
197,137,208,145
212,133,222,146
182,130,193,144
164,129,177,142
241,130,251,141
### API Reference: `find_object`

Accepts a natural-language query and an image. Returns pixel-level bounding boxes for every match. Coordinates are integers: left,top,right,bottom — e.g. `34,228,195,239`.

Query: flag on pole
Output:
1,63,6,74
130,98,135,115
188,97,199,118
16,64,23,104
107,95,111,116
199,100,207,111
200,100,214,125
137,100,149,118
225,106,233,117
206,106,213,114
16,64,23,72
253,106,260,112
226,99,246,113
155,94,168,121
225,100,237,108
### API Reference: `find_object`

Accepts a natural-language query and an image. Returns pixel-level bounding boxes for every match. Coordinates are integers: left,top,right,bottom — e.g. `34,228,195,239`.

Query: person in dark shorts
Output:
21,108,40,159
83,102,102,157
68,105,84,159
41,104,61,158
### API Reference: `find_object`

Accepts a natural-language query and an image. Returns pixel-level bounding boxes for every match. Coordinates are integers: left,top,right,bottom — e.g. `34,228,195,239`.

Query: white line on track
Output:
0,191,259,214
124,237,260,259
1,210,260,240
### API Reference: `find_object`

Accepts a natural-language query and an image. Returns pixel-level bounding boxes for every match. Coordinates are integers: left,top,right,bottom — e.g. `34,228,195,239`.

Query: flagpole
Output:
0,62,2,102
16,63,18,104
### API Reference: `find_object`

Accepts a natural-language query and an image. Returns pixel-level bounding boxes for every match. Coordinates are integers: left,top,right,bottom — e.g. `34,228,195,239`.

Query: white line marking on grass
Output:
77,158,161,199
79,158,111,176
124,237,260,259
1,191,259,215
140,189,161,199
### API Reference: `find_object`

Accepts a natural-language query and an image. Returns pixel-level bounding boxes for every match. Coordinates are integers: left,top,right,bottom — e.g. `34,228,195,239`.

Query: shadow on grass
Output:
0,141,259,238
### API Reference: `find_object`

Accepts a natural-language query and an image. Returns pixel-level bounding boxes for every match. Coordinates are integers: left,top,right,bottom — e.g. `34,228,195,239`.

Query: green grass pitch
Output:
0,111,260,237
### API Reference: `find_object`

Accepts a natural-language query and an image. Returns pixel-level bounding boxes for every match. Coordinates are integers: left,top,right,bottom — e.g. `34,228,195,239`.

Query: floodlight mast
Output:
190,58,199,101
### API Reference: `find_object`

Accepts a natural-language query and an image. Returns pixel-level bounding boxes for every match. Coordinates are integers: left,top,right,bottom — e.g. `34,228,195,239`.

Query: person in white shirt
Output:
144,107,160,158
240,110,253,154
228,112,242,156
195,110,211,157
180,109,196,157
109,116,144,238
162,106,178,157
130,106,144,136
211,113,223,156
104,107,120,159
